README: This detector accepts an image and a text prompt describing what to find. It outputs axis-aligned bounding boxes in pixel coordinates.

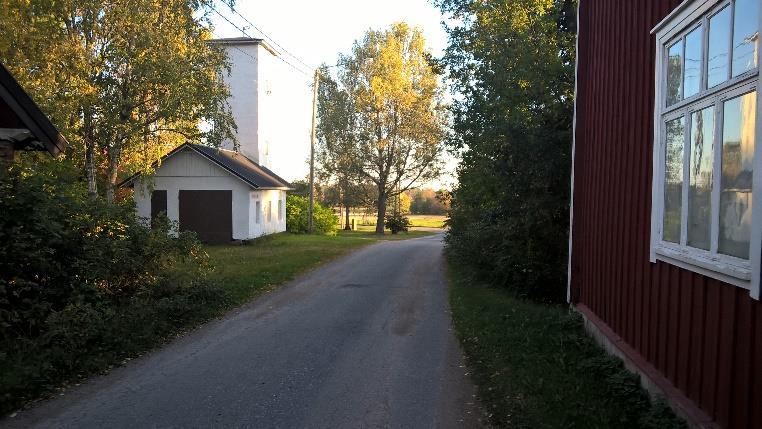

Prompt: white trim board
[567,0,581,304]
[650,0,762,299]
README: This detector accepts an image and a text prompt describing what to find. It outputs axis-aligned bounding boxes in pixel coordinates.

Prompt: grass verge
[447,263,686,429]
[2,230,431,416]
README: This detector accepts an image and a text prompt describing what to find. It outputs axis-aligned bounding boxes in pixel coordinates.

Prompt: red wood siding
[570,1,762,428]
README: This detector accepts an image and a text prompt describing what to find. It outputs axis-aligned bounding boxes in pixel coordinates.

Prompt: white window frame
[651,0,762,299]
[255,200,261,224]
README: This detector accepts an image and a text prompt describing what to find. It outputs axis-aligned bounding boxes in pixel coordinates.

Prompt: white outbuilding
[120,37,293,243]
[122,143,290,243]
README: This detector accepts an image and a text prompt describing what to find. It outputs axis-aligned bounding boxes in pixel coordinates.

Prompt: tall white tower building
[210,37,279,169]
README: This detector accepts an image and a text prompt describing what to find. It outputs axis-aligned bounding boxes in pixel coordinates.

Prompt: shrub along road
[4,232,484,428]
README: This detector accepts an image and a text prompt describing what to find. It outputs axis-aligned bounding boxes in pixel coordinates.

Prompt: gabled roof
[119,143,292,190]
[0,62,67,155]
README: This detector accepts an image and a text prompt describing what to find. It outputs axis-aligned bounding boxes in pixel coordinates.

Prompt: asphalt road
[4,232,484,429]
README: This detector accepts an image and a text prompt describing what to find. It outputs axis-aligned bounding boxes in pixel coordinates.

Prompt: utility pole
[308,69,319,233]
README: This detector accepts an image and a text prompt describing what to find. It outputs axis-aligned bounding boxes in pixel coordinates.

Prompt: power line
[208,3,310,77]
[223,3,314,72]
[203,0,312,79]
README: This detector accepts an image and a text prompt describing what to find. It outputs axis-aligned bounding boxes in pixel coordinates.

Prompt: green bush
[0,158,225,413]
[438,0,575,303]
[384,213,410,234]
[286,194,338,234]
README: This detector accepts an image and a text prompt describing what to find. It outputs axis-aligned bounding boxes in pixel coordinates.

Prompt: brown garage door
[178,190,232,244]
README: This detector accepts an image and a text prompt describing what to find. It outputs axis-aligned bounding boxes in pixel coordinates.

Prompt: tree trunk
[105,147,121,202]
[85,143,97,198]
[83,109,97,198]
[344,205,351,230]
[375,192,386,234]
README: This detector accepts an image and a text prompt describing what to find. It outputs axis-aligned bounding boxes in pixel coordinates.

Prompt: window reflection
[664,117,685,243]
[719,91,756,259]
[687,107,714,250]
[732,0,760,77]
[667,41,683,106]
[707,6,731,88]
[684,26,703,98]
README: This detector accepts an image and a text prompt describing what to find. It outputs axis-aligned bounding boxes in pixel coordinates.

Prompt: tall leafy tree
[320,23,447,233]
[316,64,370,230]
[436,0,576,301]
[0,0,236,200]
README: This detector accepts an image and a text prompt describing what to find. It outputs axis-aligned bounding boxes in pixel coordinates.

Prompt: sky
[209,0,457,190]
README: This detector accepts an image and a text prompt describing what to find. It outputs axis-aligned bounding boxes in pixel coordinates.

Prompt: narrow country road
[4,232,484,429]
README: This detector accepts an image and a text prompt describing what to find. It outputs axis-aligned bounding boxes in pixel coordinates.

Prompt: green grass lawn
[205,230,433,305]
[448,264,686,429]
[343,214,447,229]
[407,214,447,228]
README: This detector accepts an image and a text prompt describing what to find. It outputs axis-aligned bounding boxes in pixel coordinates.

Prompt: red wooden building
[568,1,761,428]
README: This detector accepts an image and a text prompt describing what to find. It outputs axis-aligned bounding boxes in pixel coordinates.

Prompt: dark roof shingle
[119,143,292,190]
[190,144,291,189]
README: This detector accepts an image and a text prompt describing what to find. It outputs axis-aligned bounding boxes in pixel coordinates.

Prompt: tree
[408,188,448,215]
[0,0,236,200]
[321,23,447,234]
[315,65,372,230]
[288,179,310,197]
[436,0,576,302]
[435,189,452,212]
[320,181,375,230]
[387,190,411,215]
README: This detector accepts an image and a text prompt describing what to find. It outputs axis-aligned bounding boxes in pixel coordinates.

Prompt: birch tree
[0,0,236,200]
[327,23,447,233]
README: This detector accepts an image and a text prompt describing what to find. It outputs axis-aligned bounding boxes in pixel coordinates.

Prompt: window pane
[688,107,714,250]
[719,91,756,258]
[707,6,731,88]
[667,41,683,106]
[732,0,760,77]
[684,26,703,98]
[664,117,685,243]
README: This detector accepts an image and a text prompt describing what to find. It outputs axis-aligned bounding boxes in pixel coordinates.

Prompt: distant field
[407,215,447,228]
[342,213,447,229]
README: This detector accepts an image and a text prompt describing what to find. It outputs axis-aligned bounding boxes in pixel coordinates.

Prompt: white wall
[218,41,278,169]
[255,43,275,169]
[134,148,252,240]
[248,189,287,237]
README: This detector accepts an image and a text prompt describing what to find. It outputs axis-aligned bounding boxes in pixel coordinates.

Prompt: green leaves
[0,158,221,413]
[286,195,338,235]
[0,0,236,198]
[384,213,411,234]
[438,0,576,302]
[317,23,448,229]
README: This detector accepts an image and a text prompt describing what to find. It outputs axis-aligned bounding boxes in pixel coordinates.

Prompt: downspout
[567,0,581,304]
